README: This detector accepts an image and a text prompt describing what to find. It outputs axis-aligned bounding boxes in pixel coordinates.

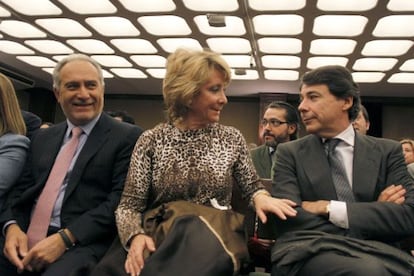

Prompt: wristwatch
[325,202,331,216]
[58,229,75,251]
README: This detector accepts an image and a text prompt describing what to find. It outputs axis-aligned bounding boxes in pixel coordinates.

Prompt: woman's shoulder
[0,133,30,148]
[141,122,170,137]
[213,124,243,136]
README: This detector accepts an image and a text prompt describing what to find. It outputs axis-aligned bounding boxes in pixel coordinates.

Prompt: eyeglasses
[261,119,288,127]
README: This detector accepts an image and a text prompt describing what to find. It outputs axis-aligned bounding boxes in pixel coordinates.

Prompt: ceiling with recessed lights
[1,0,414,98]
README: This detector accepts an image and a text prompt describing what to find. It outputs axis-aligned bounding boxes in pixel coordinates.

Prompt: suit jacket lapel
[63,114,112,201]
[21,123,67,204]
[259,146,272,178]
[352,133,381,201]
[299,135,337,199]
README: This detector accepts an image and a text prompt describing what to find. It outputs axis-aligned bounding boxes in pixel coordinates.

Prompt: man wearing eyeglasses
[248,101,300,272]
[251,101,300,179]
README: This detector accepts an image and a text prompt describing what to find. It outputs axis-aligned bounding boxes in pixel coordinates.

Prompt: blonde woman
[92,48,297,276]
[0,73,29,209]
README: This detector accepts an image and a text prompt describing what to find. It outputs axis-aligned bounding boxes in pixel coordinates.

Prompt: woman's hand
[125,234,156,276]
[377,184,405,204]
[254,193,297,223]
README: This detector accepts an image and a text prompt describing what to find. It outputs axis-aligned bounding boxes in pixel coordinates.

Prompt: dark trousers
[0,227,98,276]
[272,251,394,276]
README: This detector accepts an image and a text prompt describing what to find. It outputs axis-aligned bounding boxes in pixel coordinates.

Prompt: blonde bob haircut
[162,48,231,124]
[0,73,26,136]
[400,139,414,151]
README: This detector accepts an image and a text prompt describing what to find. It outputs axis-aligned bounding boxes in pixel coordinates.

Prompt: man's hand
[377,184,406,204]
[22,233,66,272]
[3,224,28,273]
[125,234,156,276]
[302,200,330,216]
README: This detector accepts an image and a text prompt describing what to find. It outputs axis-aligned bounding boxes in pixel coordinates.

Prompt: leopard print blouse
[116,122,263,246]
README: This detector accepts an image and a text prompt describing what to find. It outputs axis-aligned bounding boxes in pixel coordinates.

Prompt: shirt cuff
[328,200,349,229]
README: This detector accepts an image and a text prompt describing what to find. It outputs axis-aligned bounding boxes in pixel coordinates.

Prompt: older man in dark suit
[0,54,143,275]
[271,65,414,275]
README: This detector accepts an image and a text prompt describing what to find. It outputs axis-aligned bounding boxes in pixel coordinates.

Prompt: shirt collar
[320,124,355,147]
[333,124,355,147]
[65,113,101,138]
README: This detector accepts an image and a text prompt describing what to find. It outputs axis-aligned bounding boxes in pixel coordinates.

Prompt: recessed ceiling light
[0,40,35,54]
[118,0,176,12]
[183,0,238,12]
[362,40,413,56]
[310,39,357,55]
[138,15,191,36]
[221,55,252,68]
[373,15,414,37]
[317,0,377,11]
[264,70,299,81]
[262,55,301,69]
[130,55,166,67]
[313,15,368,36]
[352,72,385,83]
[353,58,397,71]
[388,73,414,83]
[110,39,157,54]
[207,38,251,53]
[102,69,114,78]
[91,55,132,67]
[67,39,114,54]
[253,14,304,35]
[146,68,166,79]
[25,40,74,54]
[1,0,61,15]
[258,38,302,54]
[249,0,305,11]
[400,59,414,71]
[35,18,92,37]
[387,0,414,11]
[307,56,348,69]
[111,68,147,78]
[0,6,11,16]
[42,68,54,75]
[17,56,56,67]
[1,20,46,38]
[58,0,117,14]
[157,38,202,53]
[86,17,140,36]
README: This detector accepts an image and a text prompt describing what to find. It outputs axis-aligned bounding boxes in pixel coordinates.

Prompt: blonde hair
[0,73,26,136]
[162,48,231,124]
[400,139,414,150]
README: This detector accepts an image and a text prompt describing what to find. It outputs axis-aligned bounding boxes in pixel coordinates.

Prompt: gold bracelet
[325,202,331,216]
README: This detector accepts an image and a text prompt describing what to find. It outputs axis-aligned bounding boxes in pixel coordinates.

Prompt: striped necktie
[325,138,355,202]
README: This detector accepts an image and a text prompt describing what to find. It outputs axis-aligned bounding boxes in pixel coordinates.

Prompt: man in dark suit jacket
[21,110,41,140]
[250,101,300,179]
[0,54,143,275]
[248,102,300,272]
[271,65,414,275]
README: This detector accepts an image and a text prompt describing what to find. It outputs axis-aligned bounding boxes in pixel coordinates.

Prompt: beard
[263,131,289,148]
